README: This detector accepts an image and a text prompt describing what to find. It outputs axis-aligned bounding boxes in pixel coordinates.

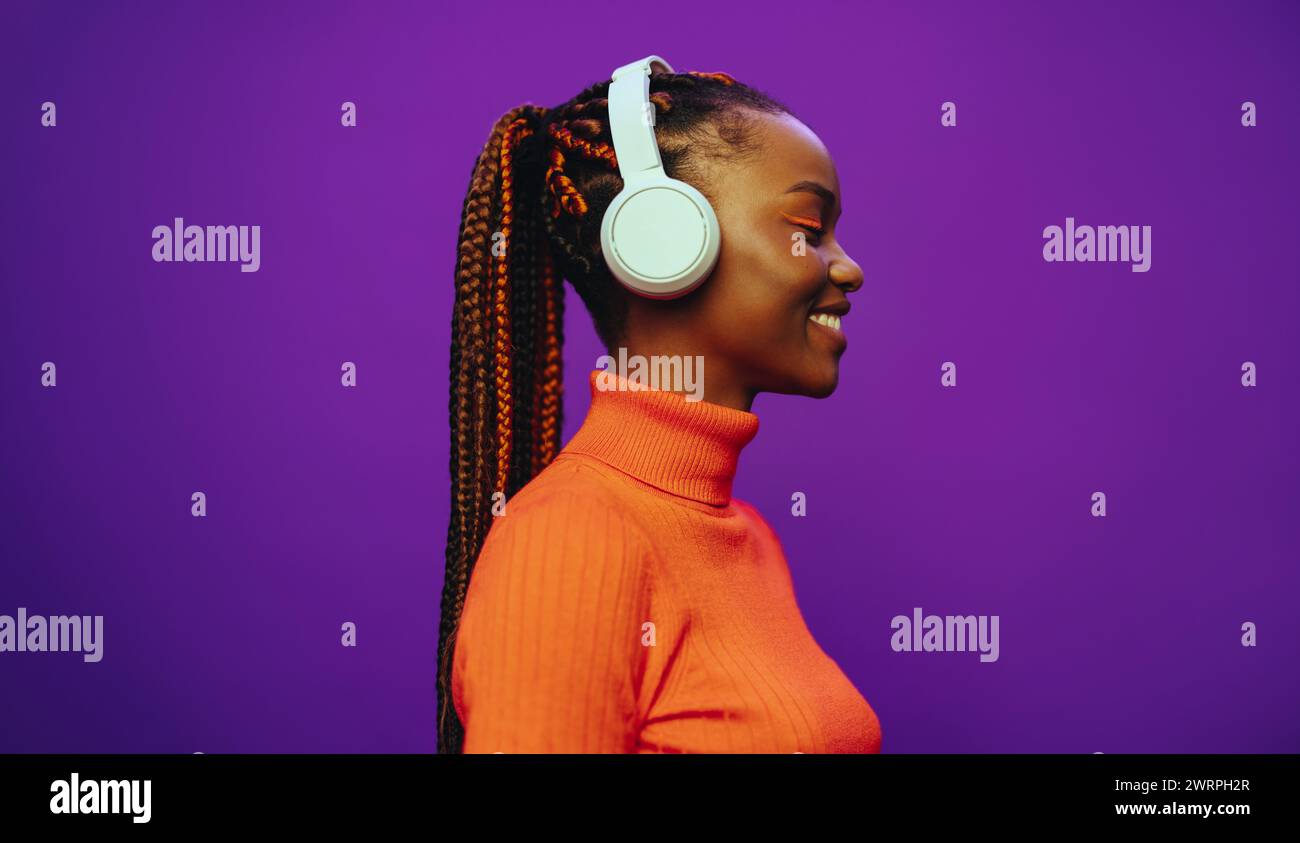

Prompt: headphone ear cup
[601,177,721,299]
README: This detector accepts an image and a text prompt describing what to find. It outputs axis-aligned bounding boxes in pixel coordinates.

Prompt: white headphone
[600,55,722,299]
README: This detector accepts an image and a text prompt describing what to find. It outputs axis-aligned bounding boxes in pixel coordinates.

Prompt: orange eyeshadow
[780,211,823,229]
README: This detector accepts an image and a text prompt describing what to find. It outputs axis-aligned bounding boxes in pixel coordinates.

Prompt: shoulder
[729,496,796,588]
[487,454,652,541]
[471,455,657,586]
[730,496,779,540]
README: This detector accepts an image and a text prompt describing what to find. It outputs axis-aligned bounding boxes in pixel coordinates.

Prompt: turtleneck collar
[560,369,760,507]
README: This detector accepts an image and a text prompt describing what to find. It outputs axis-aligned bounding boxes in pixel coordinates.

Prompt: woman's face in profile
[679,110,865,402]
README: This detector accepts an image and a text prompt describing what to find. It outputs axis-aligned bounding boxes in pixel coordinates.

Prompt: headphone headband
[607,56,673,182]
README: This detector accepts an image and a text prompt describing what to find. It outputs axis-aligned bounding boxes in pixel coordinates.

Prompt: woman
[438,58,876,753]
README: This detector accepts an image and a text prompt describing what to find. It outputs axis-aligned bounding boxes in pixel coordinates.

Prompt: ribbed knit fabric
[451,369,883,753]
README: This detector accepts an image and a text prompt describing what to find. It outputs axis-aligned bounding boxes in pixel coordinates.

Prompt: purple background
[2,0,1296,753]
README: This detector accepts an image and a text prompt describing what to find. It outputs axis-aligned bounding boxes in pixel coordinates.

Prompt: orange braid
[686,70,736,84]
[548,122,618,169]
[544,146,589,218]
[493,117,533,491]
[537,247,563,468]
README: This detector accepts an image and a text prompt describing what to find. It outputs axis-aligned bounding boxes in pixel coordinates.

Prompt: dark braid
[438,67,791,753]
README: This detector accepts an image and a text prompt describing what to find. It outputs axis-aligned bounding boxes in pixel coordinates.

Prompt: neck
[608,342,756,412]
[564,369,761,506]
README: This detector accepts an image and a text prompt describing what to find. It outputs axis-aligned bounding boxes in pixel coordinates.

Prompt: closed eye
[781,212,824,241]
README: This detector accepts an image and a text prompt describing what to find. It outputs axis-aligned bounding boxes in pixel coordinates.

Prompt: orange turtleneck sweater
[451,370,882,753]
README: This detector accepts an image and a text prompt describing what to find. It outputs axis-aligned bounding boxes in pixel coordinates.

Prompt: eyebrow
[785,180,840,215]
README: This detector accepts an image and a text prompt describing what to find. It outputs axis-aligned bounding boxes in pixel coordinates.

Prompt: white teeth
[808,313,842,332]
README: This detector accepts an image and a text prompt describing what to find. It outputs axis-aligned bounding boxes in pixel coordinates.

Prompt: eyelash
[782,213,824,242]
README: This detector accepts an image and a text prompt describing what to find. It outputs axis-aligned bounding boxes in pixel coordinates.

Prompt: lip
[809,301,851,317]
[807,313,848,351]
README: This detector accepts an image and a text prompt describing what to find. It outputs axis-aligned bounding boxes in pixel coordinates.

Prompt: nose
[829,247,864,294]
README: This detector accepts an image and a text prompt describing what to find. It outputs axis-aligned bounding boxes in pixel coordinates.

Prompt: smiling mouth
[808,312,843,333]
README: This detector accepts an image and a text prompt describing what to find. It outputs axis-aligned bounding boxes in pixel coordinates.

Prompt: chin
[797,364,840,399]
[757,355,842,400]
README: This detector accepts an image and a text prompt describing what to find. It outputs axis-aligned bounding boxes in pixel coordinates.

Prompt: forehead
[731,110,837,198]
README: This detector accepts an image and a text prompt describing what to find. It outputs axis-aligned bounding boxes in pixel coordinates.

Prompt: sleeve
[451,490,655,753]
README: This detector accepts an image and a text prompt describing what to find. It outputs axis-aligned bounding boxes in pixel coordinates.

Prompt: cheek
[719,224,825,326]
[753,249,827,353]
